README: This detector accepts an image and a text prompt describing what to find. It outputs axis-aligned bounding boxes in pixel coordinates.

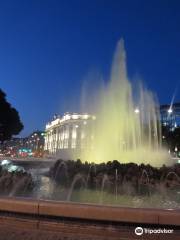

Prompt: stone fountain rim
[0,197,179,226]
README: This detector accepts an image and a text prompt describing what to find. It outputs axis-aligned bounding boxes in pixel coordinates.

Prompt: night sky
[0,0,180,136]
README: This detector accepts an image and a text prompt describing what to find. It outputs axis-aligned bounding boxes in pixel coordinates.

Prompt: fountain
[115,169,118,200]
[100,174,111,204]
[9,175,32,197]
[0,164,34,197]
[86,163,96,185]
[81,39,169,166]
[0,39,179,210]
[67,174,87,201]
[53,160,68,182]
[165,171,180,182]
[138,169,151,196]
[0,41,179,239]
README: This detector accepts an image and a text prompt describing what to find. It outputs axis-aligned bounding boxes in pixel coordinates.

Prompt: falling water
[100,174,111,204]
[67,174,87,201]
[86,163,96,184]
[139,169,150,185]
[81,39,169,166]
[115,169,118,200]
[165,171,180,183]
[138,169,151,195]
[54,161,68,181]
[9,176,32,197]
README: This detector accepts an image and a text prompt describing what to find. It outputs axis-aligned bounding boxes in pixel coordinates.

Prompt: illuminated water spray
[81,39,169,166]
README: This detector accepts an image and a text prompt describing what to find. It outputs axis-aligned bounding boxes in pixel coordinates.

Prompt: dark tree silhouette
[0,89,23,142]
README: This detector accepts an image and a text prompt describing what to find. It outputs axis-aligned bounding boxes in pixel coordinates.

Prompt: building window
[64,125,69,149]
[71,125,77,148]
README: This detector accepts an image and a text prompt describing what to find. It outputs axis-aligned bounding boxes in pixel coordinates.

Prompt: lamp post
[175,146,178,157]
[168,108,173,129]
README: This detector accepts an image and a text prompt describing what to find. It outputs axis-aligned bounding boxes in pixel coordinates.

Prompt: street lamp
[175,146,178,157]
[134,108,140,114]
[168,108,173,114]
[167,108,173,129]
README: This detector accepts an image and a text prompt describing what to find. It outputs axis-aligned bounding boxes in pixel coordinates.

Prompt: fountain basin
[0,197,179,226]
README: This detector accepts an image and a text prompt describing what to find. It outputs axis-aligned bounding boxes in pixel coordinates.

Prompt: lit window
[64,114,71,120]
[71,125,77,148]
[72,114,79,119]
[64,126,69,149]
[83,114,89,119]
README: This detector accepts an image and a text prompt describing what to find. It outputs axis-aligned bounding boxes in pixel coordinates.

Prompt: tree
[0,89,23,142]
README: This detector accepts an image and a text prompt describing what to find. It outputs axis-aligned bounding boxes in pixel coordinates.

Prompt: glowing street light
[175,146,178,158]
[168,108,173,114]
[134,108,140,114]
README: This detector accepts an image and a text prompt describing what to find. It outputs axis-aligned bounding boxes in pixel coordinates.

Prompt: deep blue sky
[0,0,180,136]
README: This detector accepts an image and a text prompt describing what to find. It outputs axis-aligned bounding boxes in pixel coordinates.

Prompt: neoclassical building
[44,113,95,159]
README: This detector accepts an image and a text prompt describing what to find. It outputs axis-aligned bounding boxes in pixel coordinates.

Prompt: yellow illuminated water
[81,39,169,166]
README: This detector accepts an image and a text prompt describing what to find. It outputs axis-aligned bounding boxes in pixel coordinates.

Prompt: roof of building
[160,102,180,110]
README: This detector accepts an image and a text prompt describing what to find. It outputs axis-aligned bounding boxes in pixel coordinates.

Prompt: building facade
[160,103,180,130]
[45,103,180,159]
[44,113,95,159]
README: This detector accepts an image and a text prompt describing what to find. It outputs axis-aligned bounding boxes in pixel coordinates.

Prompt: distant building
[25,131,45,152]
[45,104,180,158]
[44,113,95,159]
[1,137,27,156]
[160,103,180,130]
[0,131,45,157]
